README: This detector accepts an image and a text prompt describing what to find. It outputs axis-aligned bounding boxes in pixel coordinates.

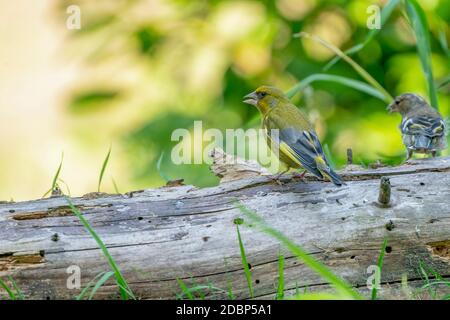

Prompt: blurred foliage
[56,0,449,189]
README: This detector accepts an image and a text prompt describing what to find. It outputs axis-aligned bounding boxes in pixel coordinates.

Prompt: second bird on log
[243,86,344,186]
[387,93,447,160]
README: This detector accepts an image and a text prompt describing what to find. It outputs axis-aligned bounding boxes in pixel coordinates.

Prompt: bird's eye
[259,92,267,98]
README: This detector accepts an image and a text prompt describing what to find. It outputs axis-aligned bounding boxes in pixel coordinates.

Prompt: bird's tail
[315,156,345,186]
[321,168,345,186]
[414,135,432,150]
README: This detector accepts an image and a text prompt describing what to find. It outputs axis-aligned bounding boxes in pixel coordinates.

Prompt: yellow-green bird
[243,85,344,186]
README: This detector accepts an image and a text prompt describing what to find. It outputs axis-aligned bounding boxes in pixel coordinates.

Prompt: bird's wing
[401,116,446,137]
[281,128,327,178]
[265,113,326,178]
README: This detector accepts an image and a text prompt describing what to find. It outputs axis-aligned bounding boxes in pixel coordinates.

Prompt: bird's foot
[292,170,307,183]
[270,170,289,186]
[403,150,414,164]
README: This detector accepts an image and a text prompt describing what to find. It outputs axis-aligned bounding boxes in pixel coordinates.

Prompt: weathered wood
[1,153,450,300]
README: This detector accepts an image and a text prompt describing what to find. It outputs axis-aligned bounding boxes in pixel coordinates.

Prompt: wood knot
[376,177,392,208]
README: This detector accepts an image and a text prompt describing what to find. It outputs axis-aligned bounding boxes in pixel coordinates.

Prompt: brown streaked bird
[243,85,344,186]
[387,93,447,160]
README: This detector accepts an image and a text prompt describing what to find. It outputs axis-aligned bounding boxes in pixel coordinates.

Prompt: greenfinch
[243,85,344,186]
[387,93,447,160]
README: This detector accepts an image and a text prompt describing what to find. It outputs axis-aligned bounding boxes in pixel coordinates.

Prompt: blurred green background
[0,0,448,200]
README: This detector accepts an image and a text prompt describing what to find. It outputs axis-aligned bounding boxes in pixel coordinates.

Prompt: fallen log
[1,149,449,300]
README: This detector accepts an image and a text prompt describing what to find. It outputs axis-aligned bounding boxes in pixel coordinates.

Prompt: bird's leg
[431,150,437,158]
[292,170,307,182]
[271,168,290,185]
[405,149,414,163]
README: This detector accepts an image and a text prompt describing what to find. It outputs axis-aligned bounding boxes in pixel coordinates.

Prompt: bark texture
[1,150,450,300]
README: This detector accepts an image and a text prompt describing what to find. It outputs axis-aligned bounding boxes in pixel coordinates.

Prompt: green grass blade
[88,271,115,300]
[324,0,401,70]
[0,278,17,300]
[286,74,387,101]
[189,279,206,300]
[66,197,132,300]
[156,151,170,182]
[421,281,450,289]
[295,32,393,103]
[236,202,363,300]
[294,282,300,295]
[235,223,254,298]
[276,252,285,300]
[421,262,447,284]
[401,273,415,298]
[42,152,64,198]
[405,0,438,109]
[58,178,71,196]
[418,260,435,299]
[176,278,194,300]
[437,75,450,90]
[52,152,64,191]
[438,29,449,57]
[223,259,235,300]
[371,238,388,300]
[116,283,136,300]
[111,177,120,194]
[76,271,108,300]
[227,282,235,300]
[8,276,24,300]
[98,145,112,192]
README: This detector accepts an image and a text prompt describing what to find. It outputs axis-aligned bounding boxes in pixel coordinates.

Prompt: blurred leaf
[135,27,162,54]
[76,16,117,35]
[324,0,401,71]
[405,0,439,109]
[438,28,449,57]
[70,90,119,113]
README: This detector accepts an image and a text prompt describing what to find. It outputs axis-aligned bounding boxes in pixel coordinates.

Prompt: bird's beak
[243,91,258,106]
[387,101,397,113]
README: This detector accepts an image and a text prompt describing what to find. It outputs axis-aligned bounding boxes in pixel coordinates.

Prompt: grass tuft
[66,197,134,300]
[176,278,194,300]
[235,201,363,300]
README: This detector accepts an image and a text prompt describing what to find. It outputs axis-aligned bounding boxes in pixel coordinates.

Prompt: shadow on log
[1,149,450,299]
